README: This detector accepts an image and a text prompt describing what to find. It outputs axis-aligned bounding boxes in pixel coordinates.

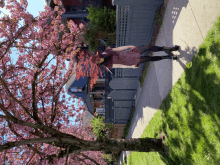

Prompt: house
[44,0,115,54]
[44,0,116,117]
[65,60,107,118]
[44,0,163,139]
[43,0,115,26]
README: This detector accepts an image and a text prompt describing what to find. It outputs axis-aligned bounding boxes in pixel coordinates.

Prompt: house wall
[92,86,105,110]
[62,0,112,10]
[84,0,98,8]
[62,0,164,126]
[62,0,113,7]
[106,0,163,124]
[62,0,83,6]
[94,102,104,108]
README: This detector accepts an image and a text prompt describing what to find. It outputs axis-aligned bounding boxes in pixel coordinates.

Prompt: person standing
[90,44,180,69]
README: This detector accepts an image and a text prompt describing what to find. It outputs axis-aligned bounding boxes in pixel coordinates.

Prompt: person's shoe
[172,55,178,60]
[173,45,180,51]
[167,53,178,60]
[162,46,173,54]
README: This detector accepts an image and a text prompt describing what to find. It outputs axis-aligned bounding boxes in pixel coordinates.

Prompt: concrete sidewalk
[119,0,220,164]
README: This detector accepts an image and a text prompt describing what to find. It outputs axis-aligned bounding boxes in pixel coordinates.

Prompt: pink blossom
[0,0,108,164]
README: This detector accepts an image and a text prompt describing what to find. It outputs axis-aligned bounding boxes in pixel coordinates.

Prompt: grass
[155,5,164,26]
[139,62,149,87]
[139,53,152,87]
[123,106,136,138]
[123,15,220,165]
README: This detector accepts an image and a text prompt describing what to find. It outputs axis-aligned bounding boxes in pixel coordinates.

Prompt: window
[71,88,82,92]
[96,108,105,113]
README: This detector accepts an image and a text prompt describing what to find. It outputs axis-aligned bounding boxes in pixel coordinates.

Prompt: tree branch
[0,22,30,61]
[31,52,50,124]
[73,154,89,165]
[40,98,47,125]
[11,45,48,51]
[0,114,79,141]
[26,153,36,165]
[80,152,100,165]
[7,119,45,158]
[51,68,75,125]
[65,146,70,165]
[0,137,59,152]
[0,76,33,118]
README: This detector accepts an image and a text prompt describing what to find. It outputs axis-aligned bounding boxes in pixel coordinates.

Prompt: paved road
[118,0,220,164]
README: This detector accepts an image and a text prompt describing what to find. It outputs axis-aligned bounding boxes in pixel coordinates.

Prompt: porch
[106,0,164,124]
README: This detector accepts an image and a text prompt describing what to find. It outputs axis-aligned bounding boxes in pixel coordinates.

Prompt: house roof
[65,61,94,115]
[82,103,94,126]
[81,103,95,138]
[65,62,77,91]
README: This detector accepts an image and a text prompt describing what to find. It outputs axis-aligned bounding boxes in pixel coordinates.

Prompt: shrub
[90,114,113,140]
[80,4,116,52]
[81,22,109,52]
[86,4,116,33]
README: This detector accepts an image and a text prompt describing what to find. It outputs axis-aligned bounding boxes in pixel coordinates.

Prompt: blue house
[45,0,164,127]
[65,59,141,125]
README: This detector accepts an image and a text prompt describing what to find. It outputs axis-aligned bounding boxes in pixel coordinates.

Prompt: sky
[0,0,84,128]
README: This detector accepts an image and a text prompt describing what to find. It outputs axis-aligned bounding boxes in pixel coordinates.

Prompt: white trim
[96,78,105,82]
[112,64,137,68]
[96,108,105,113]
[65,62,78,91]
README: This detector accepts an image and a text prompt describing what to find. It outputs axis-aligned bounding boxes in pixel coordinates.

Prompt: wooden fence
[108,124,126,139]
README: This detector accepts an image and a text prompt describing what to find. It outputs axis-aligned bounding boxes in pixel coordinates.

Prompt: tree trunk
[0,136,164,154]
[82,138,164,153]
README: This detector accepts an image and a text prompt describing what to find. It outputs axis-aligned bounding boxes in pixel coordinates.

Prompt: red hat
[90,50,101,65]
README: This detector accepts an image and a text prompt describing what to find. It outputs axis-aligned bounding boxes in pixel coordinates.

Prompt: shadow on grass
[158,18,220,164]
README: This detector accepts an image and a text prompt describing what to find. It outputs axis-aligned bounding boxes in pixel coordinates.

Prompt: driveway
[118,0,220,164]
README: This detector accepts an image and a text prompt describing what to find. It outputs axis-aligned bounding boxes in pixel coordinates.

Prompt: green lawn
[123,16,220,165]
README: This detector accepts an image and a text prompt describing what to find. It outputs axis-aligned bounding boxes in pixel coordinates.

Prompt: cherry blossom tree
[0,0,166,164]
[75,49,104,90]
